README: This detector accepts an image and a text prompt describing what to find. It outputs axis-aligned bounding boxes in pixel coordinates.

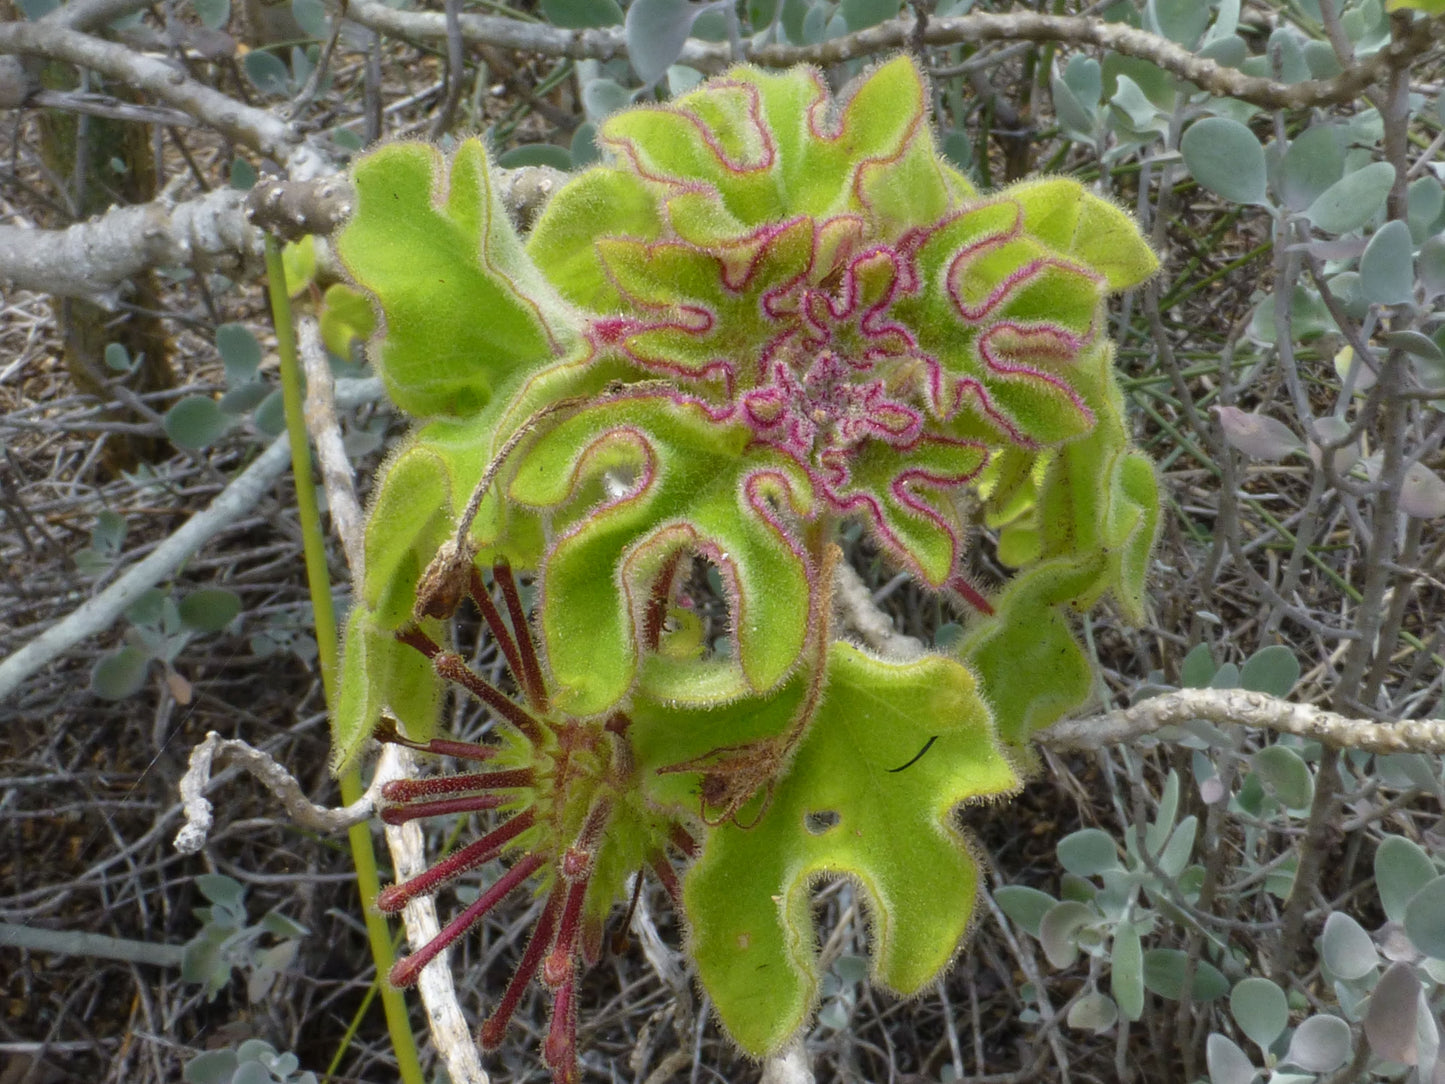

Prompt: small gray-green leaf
[1364,961,1421,1064]
[839,0,897,31]
[1206,1033,1260,1084]
[1285,1014,1352,1073]
[1251,745,1313,809]
[542,0,624,27]
[1321,911,1378,981]
[626,0,709,85]
[1376,835,1437,925]
[291,0,327,37]
[243,49,291,96]
[253,387,286,436]
[1230,977,1288,1051]
[1360,220,1415,306]
[165,396,230,450]
[1214,406,1302,461]
[1307,161,1395,235]
[1404,874,1445,960]
[994,886,1058,938]
[1143,949,1229,1001]
[192,0,229,30]
[1182,117,1267,206]
[1240,644,1300,697]
[91,645,151,700]
[1067,991,1118,1032]
[217,322,262,384]
[496,144,572,171]
[1181,642,1216,688]
[1039,900,1096,969]
[1279,124,1344,211]
[1111,920,1144,1021]
[178,588,243,633]
[184,1050,238,1084]
[1058,828,1121,877]
[1399,463,1445,520]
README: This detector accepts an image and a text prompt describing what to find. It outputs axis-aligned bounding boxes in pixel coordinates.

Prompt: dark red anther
[377,810,535,913]
[387,851,544,987]
[479,884,564,1050]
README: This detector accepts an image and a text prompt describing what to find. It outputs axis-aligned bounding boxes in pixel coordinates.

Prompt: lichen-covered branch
[1038,688,1445,755]
[344,0,1442,110]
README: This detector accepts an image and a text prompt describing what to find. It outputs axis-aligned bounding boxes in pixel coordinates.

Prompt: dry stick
[297,316,365,577]
[344,0,1441,109]
[294,342,491,1083]
[0,21,319,171]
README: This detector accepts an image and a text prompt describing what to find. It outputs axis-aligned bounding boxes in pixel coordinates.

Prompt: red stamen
[432,651,544,743]
[495,561,548,711]
[380,793,511,825]
[668,823,699,858]
[395,625,442,658]
[479,884,564,1050]
[469,567,531,703]
[381,769,533,803]
[543,875,590,988]
[648,851,683,909]
[542,970,580,1084]
[388,852,544,987]
[947,574,995,617]
[377,810,535,913]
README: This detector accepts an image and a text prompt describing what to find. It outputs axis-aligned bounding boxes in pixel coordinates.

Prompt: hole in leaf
[804,810,840,835]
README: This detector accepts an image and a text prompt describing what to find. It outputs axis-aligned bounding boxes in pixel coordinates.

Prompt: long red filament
[388,852,545,987]
[468,567,530,702]
[542,970,579,1084]
[373,717,500,762]
[495,561,548,711]
[647,851,683,909]
[948,573,996,617]
[479,884,564,1050]
[377,810,535,913]
[543,875,591,988]
[380,793,511,825]
[381,769,534,803]
[433,652,544,743]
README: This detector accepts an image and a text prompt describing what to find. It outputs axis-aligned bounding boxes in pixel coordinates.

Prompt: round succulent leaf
[1360,219,1416,306]
[508,394,815,716]
[682,642,1019,1056]
[1279,124,1345,211]
[165,396,230,451]
[1067,991,1118,1033]
[1420,235,1445,298]
[1142,948,1229,1001]
[243,49,290,96]
[839,0,896,30]
[338,139,580,418]
[1230,976,1289,1051]
[1039,900,1097,970]
[1404,874,1445,960]
[541,0,623,27]
[1214,406,1303,461]
[1306,161,1395,235]
[91,644,152,700]
[993,885,1058,939]
[1181,117,1268,206]
[178,588,243,633]
[625,0,714,86]
[1398,462,1445,519]
[1181,642,1217,688]
[1321,911,1379,981]
[1111,919,1145,1021]
[1284,1014,1352,1074]
[217,322,262,384]
[496,143,573,171]
[184,1050,238,1084]
[1239,644,1300,697]
[1057,828,1120,877]
[1206,1034,1260,1084]
[1376,835,1438,925]
[1250,744,1313,809]
[1364,960,1423,1064]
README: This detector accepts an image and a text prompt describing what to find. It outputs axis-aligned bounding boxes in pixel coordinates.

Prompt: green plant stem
[264,236,426,1084]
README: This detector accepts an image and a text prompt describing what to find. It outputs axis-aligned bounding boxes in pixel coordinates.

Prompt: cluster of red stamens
[372,561,697,1083]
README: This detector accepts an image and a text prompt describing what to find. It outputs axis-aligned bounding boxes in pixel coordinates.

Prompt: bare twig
[1038,688,1445,755]
[297,317,366,578]
[0,379,381,703]
[173,731,380,854]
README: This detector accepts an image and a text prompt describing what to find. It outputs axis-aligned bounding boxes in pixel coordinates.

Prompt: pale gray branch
[0,378,381,703]
[1038,688,1445,755]
[0,21,321,170]
[345,1,1442,110]
[0,922,186,968]
[0,186,261,307]
[174,730,380,854]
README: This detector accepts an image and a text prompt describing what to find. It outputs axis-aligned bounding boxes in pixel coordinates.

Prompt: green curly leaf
[337,138,582,417]
[676,642,1019,1055]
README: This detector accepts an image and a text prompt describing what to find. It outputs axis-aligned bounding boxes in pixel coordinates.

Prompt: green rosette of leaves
[330,53,1162,1071]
